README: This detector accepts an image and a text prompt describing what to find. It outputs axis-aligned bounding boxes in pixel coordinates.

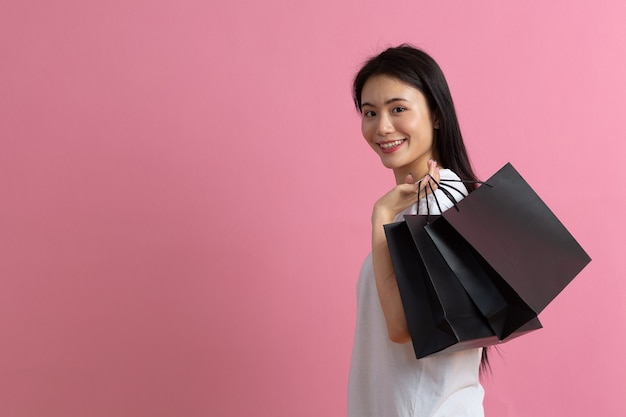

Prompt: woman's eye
[392,106,407,113]
[363,110,376,117]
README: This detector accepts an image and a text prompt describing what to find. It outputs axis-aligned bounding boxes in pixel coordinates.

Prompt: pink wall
[1,0,624,416]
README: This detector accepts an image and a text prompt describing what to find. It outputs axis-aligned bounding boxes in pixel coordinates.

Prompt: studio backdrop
[1,0,625,416]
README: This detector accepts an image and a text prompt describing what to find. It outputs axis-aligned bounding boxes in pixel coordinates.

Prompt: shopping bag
[424,216,539,340]
[384,162,589,358]
[385,214,542,359]
[434,163,591,339]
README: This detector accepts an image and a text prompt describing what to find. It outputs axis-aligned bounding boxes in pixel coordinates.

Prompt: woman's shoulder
[439,168,462,181]
[438,168,468,196]
[417,168,468,215]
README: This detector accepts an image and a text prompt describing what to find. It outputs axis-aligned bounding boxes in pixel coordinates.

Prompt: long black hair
[353,44,490,372]
[352,44,480,192]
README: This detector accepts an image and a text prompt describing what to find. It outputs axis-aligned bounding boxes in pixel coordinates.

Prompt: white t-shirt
[347,169,484,417]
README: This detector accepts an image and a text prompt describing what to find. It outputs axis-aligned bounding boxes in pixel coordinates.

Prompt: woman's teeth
[380,140,404,149]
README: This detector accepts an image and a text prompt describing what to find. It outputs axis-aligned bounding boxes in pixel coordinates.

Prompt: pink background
[1,0,625,416]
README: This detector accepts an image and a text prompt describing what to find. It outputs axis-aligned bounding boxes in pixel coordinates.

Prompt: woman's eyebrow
[361,97,408,108]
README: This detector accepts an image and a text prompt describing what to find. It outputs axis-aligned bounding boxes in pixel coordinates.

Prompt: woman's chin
[379,157,404,170]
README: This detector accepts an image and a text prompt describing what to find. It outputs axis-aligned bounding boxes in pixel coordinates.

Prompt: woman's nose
[376,114,394,136]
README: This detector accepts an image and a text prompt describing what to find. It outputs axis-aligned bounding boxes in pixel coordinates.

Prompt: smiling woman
[360,75,438,184]
[347,45,485,417]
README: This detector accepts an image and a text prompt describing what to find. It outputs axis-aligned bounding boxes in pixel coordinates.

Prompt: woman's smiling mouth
[379,139,406,153]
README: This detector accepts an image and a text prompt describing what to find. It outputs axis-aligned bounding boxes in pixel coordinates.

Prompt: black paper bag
[424,216,538,340]
[384,162,589,358]
[435,163,591,338]
[384,215,542,359]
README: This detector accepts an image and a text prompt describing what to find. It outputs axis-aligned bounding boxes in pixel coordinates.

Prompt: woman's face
[360,74,437,180]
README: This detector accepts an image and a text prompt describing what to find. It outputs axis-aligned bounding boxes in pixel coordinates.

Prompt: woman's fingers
[416,159,440,196]
[373,160,443,221]
[428,159,440,182]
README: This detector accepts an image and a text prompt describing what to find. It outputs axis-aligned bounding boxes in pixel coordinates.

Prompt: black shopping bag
[424,216,538,340]
[384,215,541,359]
[434,163,592,339]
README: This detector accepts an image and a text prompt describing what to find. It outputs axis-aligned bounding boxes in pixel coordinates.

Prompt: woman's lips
[378,139,406,153]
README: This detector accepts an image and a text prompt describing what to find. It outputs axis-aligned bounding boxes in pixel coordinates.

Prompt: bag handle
[417,177,492,222]
[417,179,442,223]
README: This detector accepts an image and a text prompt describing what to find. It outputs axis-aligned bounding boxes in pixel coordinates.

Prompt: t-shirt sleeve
[417,169,469,215]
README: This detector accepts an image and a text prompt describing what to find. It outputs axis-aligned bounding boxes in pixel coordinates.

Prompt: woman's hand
[371,175,419,225]
[372,159,440,225]
[416,158,441,201]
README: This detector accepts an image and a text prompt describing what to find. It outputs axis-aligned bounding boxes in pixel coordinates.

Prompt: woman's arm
[371,203,412,343]
[371,163,440,343]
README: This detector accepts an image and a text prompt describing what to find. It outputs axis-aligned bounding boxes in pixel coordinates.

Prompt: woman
[347,45,486,417]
